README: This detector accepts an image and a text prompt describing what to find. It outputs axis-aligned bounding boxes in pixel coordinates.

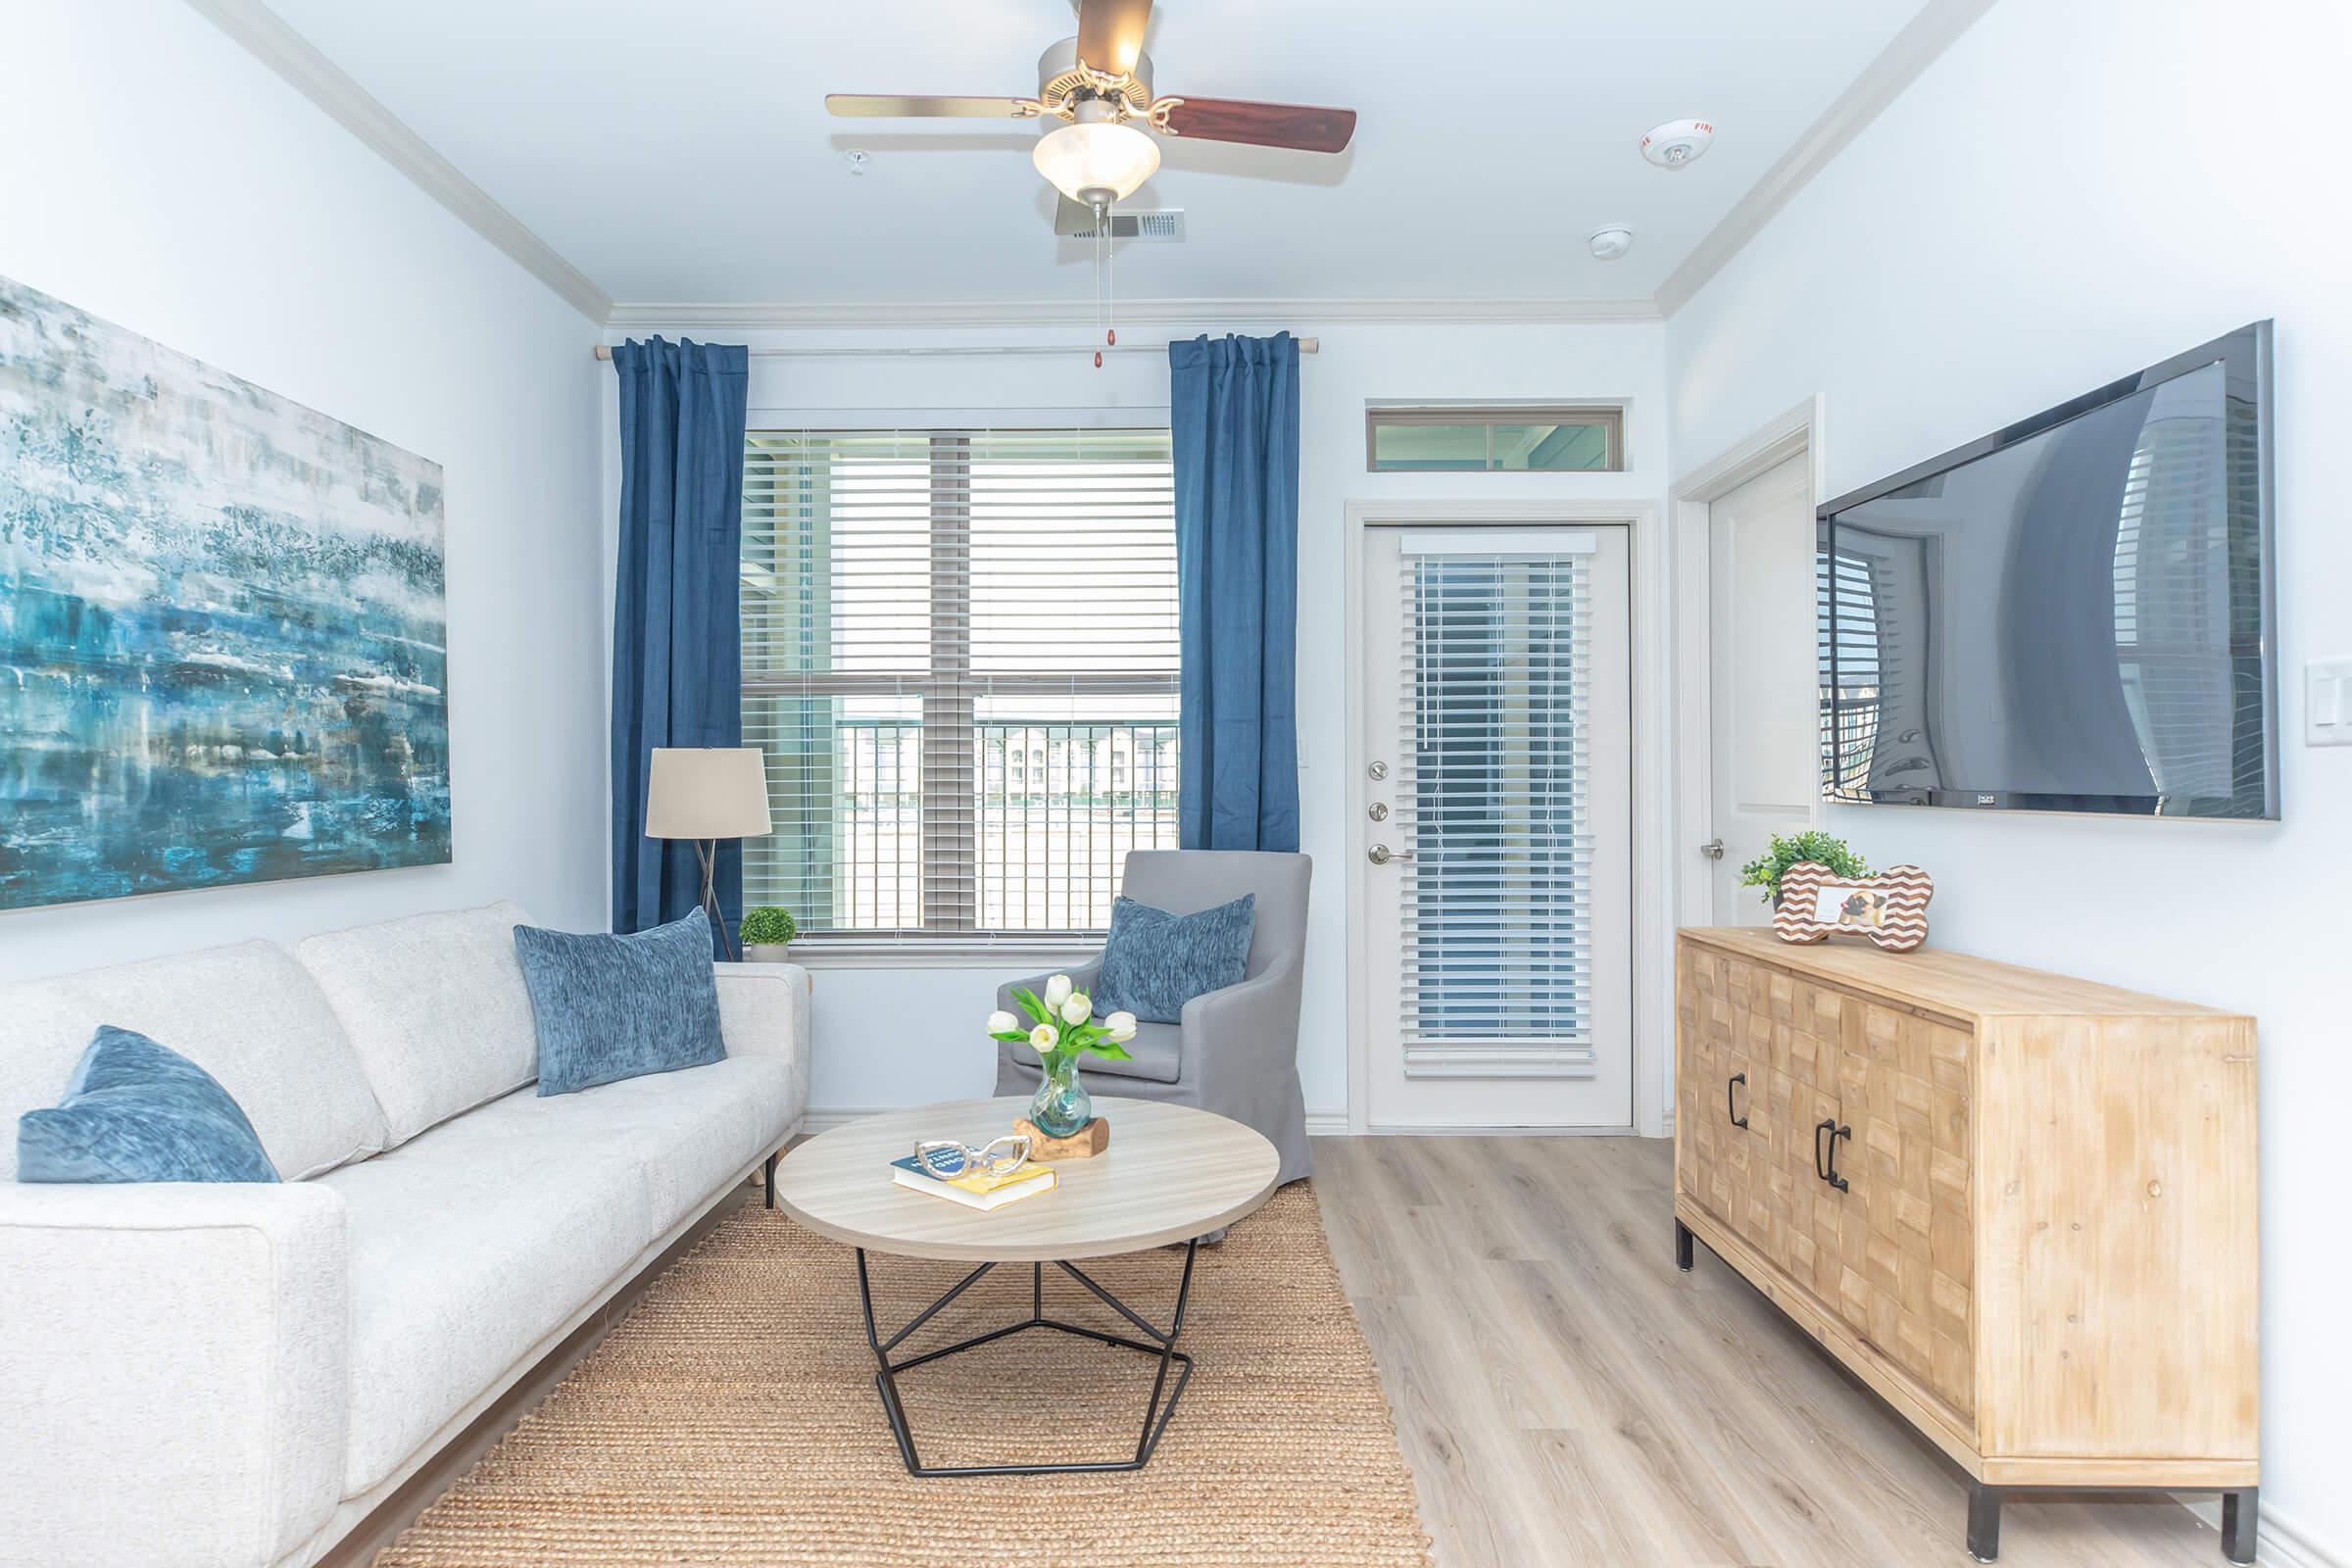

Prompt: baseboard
[2174,1494,2341,1568]
[806,1105,1353,1137]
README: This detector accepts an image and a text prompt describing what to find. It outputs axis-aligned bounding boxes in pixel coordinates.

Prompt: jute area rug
[379,1183,1432,1567]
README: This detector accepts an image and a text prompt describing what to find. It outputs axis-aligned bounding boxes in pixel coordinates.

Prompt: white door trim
[1665,398,1825,1136]
[1343,498,1669,1138]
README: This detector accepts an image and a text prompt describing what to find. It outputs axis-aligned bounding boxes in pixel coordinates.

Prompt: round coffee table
[773,1095,1280,1477]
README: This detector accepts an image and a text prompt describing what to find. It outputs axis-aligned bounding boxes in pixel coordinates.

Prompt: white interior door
[1706,455,1817,925]
[1359,524,1633,1130]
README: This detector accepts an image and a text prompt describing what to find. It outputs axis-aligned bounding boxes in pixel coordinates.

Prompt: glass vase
[1029,1054,1094,1139]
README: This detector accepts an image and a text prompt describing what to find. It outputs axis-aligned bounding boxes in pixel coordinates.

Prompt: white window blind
[740,428,1179,944]
[1395,548,1595,1079]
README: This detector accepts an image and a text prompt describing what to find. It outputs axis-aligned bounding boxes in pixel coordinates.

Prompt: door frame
[1666,398,1826,1135]
[1343,499,1668,1137]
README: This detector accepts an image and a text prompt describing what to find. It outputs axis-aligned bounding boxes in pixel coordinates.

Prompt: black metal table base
[855,1240,1200,1477]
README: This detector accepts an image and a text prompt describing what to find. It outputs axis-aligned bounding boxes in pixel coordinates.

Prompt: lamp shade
[644,748,771,840]
[1031,121,1160,204]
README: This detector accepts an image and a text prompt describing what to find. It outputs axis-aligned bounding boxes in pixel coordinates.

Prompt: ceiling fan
[826,0,1358,235]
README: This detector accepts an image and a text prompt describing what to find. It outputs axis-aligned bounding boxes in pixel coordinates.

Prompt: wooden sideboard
[1673,927,2259,1564]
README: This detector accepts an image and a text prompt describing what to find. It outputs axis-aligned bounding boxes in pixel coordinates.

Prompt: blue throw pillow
[514,909,727,1097]
[1091,894,1256,1025]
[18,1026,279,1184]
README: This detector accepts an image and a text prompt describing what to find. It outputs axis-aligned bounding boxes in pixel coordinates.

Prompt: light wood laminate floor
[1311,1135,2254,1568]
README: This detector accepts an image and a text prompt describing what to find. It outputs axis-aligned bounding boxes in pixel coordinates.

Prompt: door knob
[1700,838,1726,860]
[1367,843,1412,865]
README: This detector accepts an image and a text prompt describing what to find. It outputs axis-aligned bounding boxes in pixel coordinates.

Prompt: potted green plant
[1738,831,1870,908]
[740,906,797,962]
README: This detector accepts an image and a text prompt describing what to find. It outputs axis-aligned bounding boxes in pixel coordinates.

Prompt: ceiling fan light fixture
[1032,121,1160,205]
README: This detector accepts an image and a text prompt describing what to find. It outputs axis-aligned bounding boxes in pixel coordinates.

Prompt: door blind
[1394,545,1596,1078]
[740,428,1180,941]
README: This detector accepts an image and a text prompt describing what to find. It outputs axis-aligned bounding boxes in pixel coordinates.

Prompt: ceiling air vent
[1066,210,1185,242]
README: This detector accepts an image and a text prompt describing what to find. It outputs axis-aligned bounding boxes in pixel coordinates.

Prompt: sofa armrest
[1179,956,1306,1075]
[715,961,811,1133]
[0,1181,349,1568]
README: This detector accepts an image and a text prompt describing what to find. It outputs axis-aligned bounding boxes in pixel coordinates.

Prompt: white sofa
[0,902,808,1568]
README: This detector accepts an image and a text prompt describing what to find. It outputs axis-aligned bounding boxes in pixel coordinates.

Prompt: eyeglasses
[912,1134,1031,1180]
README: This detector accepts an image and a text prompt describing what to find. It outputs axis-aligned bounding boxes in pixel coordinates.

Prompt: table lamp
[644,747,772,960]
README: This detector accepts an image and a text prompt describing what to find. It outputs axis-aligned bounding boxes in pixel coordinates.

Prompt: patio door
[1358,524,1634,1130]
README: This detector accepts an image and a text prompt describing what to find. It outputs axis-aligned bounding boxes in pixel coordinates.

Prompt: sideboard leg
[2221,1488,2257,1564]
[1674,1219,1695,1272]
[1967,1483,2001,1563]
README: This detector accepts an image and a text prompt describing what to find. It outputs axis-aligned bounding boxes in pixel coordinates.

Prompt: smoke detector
[1641,120,1714,170]
[1589,224,1634,261]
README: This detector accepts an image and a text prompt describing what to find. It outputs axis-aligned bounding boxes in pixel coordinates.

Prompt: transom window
[1366,405,1624,472]
[739,429,1179,944]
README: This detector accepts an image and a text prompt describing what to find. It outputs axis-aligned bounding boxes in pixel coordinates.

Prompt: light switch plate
[2307,659,2352,746]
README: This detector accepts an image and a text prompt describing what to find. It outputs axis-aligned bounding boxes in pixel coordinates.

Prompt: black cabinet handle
[1727,1072,1748,1129]
[1814,1117,1851,1192]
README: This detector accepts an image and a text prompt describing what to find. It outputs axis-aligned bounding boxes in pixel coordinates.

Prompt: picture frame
[1772,861,1934,953]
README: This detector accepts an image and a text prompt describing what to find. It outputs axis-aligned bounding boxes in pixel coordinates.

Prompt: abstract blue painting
[1,276,450,911]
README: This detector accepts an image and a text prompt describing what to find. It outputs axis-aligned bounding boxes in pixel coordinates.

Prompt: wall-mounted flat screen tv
[1817,321,2277,819]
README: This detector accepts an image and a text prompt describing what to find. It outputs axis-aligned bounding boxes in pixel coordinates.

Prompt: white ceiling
[261,0,1933,309]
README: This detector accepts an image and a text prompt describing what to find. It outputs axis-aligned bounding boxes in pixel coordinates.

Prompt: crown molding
[604,296,1662,333]
[1655,0,1998,318]
[184,0,613,324]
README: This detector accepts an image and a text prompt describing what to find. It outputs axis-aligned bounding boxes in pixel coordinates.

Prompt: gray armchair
[996,850,1312,1185]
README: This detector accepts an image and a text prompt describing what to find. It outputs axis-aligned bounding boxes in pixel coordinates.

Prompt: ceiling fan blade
[1075,0,1152,78]
[1161,97,1356,154]
[825,94,1034,119]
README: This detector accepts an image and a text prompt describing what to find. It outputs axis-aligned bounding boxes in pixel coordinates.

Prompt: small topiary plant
[740,906,797,947]
[1738,831,1870,906]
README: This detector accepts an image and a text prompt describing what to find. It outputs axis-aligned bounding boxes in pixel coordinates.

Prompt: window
[1366,406,1623,472]
[740,429,1180,945]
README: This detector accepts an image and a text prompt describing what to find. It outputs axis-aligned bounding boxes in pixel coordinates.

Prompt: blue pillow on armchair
[17,1025,279,1184]
[514,909,727,1096]
[1091,893,1256,1025]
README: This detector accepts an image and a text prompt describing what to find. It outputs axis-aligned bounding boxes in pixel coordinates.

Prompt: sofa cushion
[514,910,726,1096]
[18,1026,279,1183]
[999,1020,1182,1086]
[0,943,388,1183]
[1092,893,1256,1024]
[318,1098,659,1494]
[319,1057,791,1493]
[456,1054,794,1234]
[292,902,542,1147]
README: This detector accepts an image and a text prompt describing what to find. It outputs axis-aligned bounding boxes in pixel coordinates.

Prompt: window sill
[785,939,1103,971]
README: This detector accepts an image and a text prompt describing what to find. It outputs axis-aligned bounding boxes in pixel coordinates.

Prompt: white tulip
[985,1009,1019,1035]
[1028,1022,1059,1054]
[1103,1009,1138,1043]
[1043,973,1075,1008]
[1059,992,1093,1026]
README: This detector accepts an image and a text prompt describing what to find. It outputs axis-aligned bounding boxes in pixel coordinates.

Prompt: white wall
[1664,0,2351,1555]
[602,318,1669,1115]
[0,2,609,982]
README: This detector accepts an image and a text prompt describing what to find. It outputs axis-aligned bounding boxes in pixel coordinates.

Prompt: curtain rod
[591,337,1317,362]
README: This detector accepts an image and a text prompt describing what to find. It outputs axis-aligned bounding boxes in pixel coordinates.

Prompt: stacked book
[890,1154,1057,1211]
